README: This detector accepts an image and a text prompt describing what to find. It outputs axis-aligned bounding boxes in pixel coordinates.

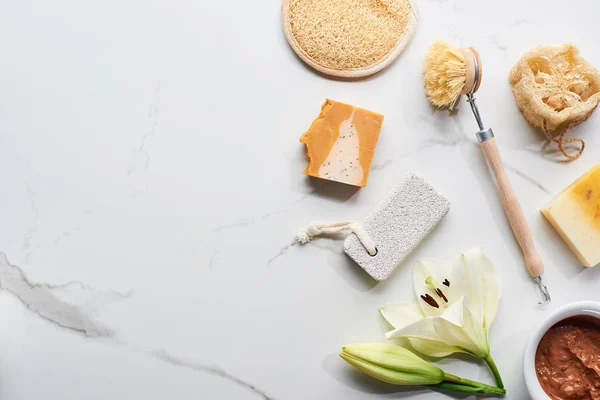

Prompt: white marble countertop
[1,0,599,399]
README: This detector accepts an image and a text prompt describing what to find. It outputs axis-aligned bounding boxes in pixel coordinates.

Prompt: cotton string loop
[296,221,377,256]
[542,126,585,161]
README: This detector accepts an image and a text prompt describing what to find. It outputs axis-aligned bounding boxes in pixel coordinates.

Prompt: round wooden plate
[281,0,418,79]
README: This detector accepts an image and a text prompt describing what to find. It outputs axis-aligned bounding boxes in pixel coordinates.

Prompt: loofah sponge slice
[510,44,600,160]
[282,0,418,78]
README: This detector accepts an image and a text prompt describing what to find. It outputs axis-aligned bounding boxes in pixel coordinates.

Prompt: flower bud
[340,343,445,385]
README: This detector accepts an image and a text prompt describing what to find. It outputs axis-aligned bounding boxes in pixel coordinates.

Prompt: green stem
[484,354,504,389]
[432,382,481,393]
[442,374,506,395]
[432,382,499,394]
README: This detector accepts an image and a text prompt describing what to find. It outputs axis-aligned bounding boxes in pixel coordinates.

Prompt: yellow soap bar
[300,99,383,187]
[541,165,600,267]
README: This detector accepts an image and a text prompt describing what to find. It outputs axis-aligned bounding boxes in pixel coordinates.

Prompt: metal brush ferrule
[476,128,494,142]
[464,52,494,143]
[466,93,494,142]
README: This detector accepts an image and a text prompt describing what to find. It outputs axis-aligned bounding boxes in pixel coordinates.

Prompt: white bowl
[524,301,600,400]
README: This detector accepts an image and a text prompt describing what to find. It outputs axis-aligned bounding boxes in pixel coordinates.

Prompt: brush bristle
[423,41,467,107]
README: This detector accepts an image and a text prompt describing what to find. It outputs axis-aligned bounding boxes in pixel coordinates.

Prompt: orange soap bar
[300,99,383,187]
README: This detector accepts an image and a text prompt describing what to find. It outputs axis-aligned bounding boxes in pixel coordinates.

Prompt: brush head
[423,41,482,108]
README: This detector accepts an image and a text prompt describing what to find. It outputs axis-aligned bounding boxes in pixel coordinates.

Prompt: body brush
[423,41,551,304]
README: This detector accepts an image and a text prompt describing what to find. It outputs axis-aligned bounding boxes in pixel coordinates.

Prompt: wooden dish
[281,0,418,79]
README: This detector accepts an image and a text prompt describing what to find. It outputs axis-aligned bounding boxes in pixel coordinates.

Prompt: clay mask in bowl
[524,301,600,400]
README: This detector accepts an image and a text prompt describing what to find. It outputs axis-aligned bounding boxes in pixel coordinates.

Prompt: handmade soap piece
[300,99,383,187]
[344,174,450,280]
[542,165,600,267]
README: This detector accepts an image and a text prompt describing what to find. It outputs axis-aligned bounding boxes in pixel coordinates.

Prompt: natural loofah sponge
[282,0,417,78]
[509,44,600,160]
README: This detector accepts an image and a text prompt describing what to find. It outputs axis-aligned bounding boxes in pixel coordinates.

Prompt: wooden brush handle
[479,138,544,278]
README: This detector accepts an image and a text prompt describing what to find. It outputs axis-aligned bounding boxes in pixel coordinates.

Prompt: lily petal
[449,247,501,332]
[433,298,489,357]
[386,316,440,341]
[448,254,472,310]
[413,260,451,317]
[385,316,464,357]
[409,338,466,358]
[380,303,424,329]
[469,248,501,330]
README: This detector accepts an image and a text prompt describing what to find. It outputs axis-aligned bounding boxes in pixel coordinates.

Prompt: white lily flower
[379,247,503,387]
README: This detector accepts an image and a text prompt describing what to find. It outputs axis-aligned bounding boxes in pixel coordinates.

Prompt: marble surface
[1,0,599,398]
